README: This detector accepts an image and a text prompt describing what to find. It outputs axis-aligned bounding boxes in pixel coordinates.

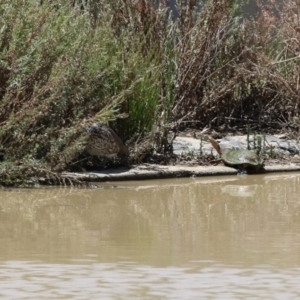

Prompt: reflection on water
[1,173,300,298]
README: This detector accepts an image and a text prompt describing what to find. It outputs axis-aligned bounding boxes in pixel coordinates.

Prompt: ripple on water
[1,261,300,299]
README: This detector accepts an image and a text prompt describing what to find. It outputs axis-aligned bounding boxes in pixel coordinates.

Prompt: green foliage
[0,0,168,176]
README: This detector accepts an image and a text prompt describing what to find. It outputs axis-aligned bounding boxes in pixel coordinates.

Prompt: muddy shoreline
[63,133,300,182]
[62,164,300,183]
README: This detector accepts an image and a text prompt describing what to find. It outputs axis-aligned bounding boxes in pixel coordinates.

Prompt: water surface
[1,173,300,299]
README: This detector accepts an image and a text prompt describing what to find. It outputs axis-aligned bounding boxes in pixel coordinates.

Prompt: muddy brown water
[1,173,300,299]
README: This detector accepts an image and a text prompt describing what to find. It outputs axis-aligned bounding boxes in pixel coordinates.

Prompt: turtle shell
[85,123,129,158]
[221,149,263,169]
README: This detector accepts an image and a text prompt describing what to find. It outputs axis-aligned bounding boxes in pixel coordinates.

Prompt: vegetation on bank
[0,0,299,186]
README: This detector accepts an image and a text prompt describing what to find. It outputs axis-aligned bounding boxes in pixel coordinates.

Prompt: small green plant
[256,135,262,155]
[186,150,195,159]
[246,125,251,150]
[199,135,204,156]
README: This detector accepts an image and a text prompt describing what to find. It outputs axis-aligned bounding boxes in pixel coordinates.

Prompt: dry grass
[170,0,300,135]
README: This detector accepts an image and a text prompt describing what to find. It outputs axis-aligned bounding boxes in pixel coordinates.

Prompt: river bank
[2,1,300,187]
[61,133,300,184]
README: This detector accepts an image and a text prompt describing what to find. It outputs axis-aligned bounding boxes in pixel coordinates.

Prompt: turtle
[85,123,129,158]
[208,136,264,174]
